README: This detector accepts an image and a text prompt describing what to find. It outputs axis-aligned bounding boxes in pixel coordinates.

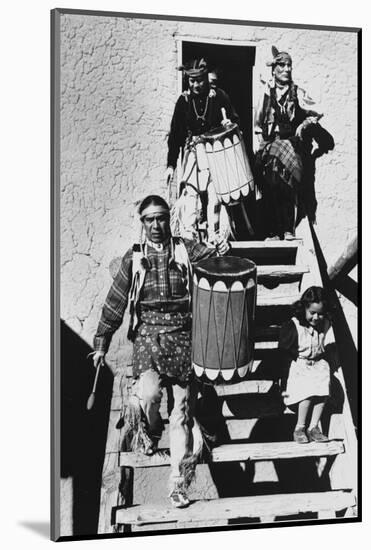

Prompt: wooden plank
[295,217,323,289]
[255,341,278,350]
[230,240,302,249]
[119,440,344,468]
[211,440,344,463]
[120,449,170,468]
[257,265,309,279]
[115,490,354,526]
[257,280,301,299]
[98,452,122,534]
[214,380,274,396]
[327,368,358,496]
[98,368,131,533]
[105,410,123,453]
[257,293,300,306]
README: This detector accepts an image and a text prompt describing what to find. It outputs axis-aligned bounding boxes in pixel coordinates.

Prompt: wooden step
[255,341,278,350]
[257,265,308,281]
[210,440,344,462]
[119,439,344,468]
[230,240,302,267]
[231,240,302,249]
[115,490,354,526]
[214,379,274,396]
[257,293,300,306]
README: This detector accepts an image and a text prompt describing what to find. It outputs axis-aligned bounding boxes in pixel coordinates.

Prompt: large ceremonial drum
[202,123,254,205]
[192,256,257,381]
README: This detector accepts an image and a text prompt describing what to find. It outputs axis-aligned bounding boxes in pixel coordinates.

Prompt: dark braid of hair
[292,286,330,325]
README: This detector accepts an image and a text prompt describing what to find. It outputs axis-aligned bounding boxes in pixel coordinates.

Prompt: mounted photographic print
[51,8,360,541]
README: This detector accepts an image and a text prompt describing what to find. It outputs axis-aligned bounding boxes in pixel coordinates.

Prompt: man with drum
[166,58,240,243]
[254,47,325,240]
[92,195,230,508]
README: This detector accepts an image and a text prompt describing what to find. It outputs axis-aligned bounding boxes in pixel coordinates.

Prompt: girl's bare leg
[309,398,327,429]
[296,398,311,429]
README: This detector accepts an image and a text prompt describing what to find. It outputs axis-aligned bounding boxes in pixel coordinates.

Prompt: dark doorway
[182,41,256,155]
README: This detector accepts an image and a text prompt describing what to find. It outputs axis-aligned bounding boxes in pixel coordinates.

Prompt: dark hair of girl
[292,286,330,325]
[138,195,169,216]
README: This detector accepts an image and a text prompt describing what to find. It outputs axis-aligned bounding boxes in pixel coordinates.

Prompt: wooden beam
[255,341,278,350]
[258,265,309,280]
[230,240,302,249]
[295,218,322,289]
[211,440,344,462]
[257,293,300,306]
[115,490,355,526]
[328,234,357,280]
[98,370,131,534]
[214,380,274,396]
[119,440,344,468]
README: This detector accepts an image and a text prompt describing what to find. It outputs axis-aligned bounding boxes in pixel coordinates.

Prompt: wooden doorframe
[175,36,257,144]
[175,36,258,89]
[174,36,258,194]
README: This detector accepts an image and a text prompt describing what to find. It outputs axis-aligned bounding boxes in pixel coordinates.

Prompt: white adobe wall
[59,13,358,534]
[60,14,357,354]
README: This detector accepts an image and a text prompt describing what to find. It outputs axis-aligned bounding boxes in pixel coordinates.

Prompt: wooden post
[98,369,132,534]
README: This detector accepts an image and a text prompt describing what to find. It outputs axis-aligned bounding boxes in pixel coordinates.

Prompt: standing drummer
[166,58,240,242]
[92,195,230,508]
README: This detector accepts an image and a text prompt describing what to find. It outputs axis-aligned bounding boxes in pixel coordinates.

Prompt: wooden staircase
[98,218,357,533]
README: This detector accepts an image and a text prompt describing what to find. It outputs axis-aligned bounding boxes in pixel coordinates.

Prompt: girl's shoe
[307,426,329,442]
[293,427,309,444]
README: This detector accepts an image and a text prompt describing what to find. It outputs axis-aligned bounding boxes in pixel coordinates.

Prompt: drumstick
[87,357,103,410]
[214,229,224,256]
[221,107,228,123]
[241,202,255,236]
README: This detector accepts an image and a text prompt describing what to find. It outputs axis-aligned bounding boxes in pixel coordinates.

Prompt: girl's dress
[279,316,331,406]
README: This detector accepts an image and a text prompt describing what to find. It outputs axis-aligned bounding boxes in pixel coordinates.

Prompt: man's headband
[178,58,208,78]
[266,46,292,67]
[140,204,169,220]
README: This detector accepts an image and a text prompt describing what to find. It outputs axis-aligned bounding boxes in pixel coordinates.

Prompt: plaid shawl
[259,138,303,187]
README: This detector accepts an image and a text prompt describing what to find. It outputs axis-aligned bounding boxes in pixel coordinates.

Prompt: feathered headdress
[266,46,292,67]
[178,58,208,77]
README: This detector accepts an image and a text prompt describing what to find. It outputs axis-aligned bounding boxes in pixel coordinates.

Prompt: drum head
[194,256,256,285]
[202,122,238,142]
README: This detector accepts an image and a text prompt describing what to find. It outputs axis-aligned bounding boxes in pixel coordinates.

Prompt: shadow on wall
[309,224,358,428]
[60,321,113,536]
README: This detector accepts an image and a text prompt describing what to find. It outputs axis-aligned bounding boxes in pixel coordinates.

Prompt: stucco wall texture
[59,13,358,534]
[60,14,357,350]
